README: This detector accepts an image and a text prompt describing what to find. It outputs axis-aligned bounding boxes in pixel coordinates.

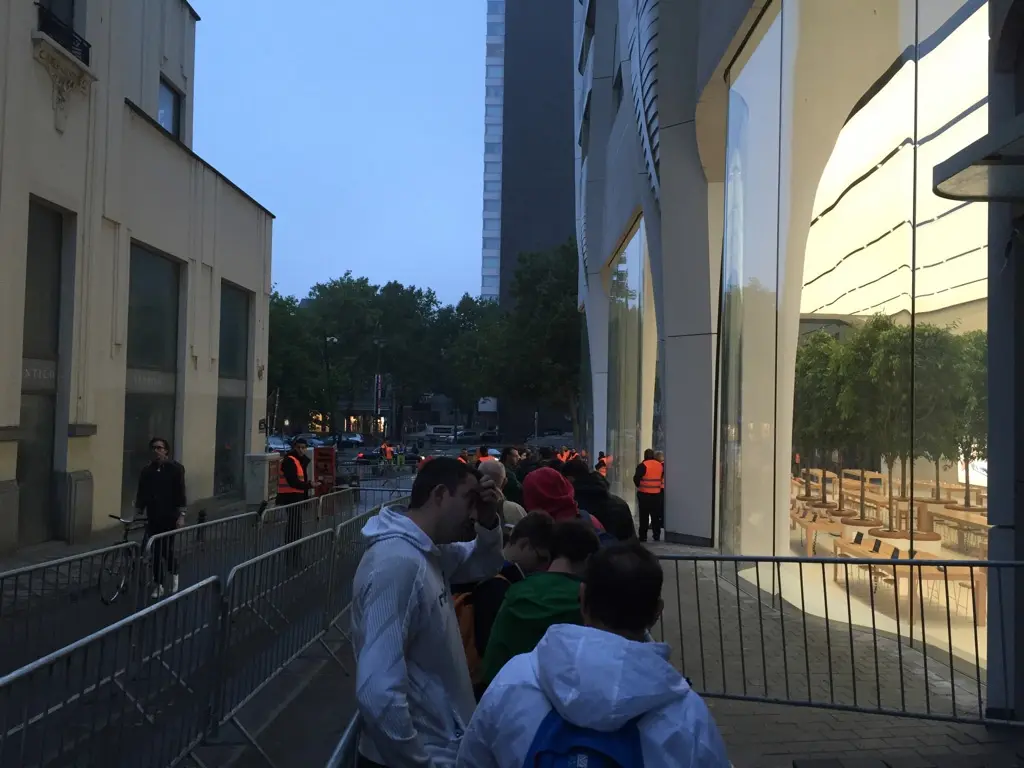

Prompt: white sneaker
[151,584,165,599]
[170,575,179,594]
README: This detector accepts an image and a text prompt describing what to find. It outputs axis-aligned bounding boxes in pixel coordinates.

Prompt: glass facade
[606,219,658,505]
[715,0,989,664]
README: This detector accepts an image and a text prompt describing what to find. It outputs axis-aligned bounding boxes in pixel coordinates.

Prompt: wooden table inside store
[790,509,844,557]
[831,537,988,627]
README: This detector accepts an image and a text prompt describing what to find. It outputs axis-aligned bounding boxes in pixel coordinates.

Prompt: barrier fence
[325,551,1023,765]
[0,484,411,682]
[0,496,408,768]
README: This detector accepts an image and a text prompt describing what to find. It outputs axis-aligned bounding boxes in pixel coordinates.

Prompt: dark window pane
[23,201,63,361]
[214,397,247,496]
[42,0,75,27]
[218,283,250,380]
[121,393,176,513]
[158,80,181,138]
[127,244,179,373]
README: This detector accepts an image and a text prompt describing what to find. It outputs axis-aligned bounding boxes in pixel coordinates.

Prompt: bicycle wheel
[99,548,131,605]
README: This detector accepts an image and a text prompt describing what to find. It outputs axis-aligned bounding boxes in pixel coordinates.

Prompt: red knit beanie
[523,467,579,521]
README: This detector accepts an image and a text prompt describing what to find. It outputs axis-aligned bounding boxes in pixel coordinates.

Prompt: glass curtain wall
[715,0,989,664]
[606,219,656,504]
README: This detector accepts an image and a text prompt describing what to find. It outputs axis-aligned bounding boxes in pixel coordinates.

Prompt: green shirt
[480,572,583,686]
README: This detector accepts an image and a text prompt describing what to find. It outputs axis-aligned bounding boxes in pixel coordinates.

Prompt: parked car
[266,435,290,454]
[292,433,326,448]
[341,433,365,446]
[479,429,500,442]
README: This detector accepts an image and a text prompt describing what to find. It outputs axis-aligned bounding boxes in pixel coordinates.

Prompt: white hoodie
[456,623,730,767]
[351,504,505,767]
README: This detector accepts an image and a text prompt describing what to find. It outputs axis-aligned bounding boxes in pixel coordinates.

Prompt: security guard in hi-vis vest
[632,449,664,542]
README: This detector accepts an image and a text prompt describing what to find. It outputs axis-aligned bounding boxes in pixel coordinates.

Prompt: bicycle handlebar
[108,514,147,524]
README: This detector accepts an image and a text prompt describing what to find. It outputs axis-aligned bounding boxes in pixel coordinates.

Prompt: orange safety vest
[479,455,495,462]
[457,456,468,464]
[278,455,304,496]
[638,459,663,494]
[383,445,394,460]
[660,460,665,490]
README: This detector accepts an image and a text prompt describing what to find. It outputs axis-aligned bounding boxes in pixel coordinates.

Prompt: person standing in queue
[351,457,504,767]
[278,437,315,552]
[633,449,664,542]
[595,451,608,478]
[499,447,524,505]
[135,437,187,598]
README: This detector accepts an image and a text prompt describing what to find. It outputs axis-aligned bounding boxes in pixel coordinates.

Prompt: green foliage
[266,240,582,436]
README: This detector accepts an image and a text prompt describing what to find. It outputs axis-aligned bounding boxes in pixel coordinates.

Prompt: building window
[486,65,505,79]
[483,237,500,250]
[41,0,75,27]
[485,104,503,118]
[484,161,502,175]
[482,275,499,289]
[484,180,501,193]
[215,282,250,496]
[158,78,182,138]
[484,142,502,157]
[23,201,64,362]
[486,86,504,99]
[487,42,505,58]
[483,219,500,232]
[482,256,500,270]
[487,1,505,14]
[123,244,180,513]
[483,199,501,213]
[487,22,505,36]
[613,67,624,112]
[485,124,503,138]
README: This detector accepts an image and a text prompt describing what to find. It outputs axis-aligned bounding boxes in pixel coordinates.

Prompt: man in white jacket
[351,456,504,767]
[456,541,731,767]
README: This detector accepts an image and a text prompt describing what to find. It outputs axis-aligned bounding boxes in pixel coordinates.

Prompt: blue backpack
[578,509,618,546]
[523,709,644,767]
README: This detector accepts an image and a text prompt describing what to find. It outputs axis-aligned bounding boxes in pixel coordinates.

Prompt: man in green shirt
[479,519,601,688]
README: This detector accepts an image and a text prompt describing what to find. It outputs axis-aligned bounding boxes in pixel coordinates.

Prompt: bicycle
[98,514,148,605]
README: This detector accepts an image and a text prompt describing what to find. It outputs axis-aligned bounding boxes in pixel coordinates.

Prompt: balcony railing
[36,3,91,67]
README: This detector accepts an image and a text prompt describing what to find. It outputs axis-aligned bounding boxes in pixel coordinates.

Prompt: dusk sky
[191,0,486,305]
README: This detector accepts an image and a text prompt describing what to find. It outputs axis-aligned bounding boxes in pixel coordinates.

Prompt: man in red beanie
[522,467,606,534]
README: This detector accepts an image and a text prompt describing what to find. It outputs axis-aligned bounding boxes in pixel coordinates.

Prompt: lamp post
[372,338,385,437]
[323,335,339,437]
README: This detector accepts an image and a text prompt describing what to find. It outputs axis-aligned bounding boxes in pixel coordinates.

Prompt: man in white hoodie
[351,456,504,767]
[456,541,730,767]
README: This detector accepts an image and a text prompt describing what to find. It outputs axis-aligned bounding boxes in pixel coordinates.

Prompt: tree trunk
[899,455,908,499]
[963,455,972,508]
[837,453,845,511]
[887,460,895,530]
[859,455,867,519]
[933,460,941,500]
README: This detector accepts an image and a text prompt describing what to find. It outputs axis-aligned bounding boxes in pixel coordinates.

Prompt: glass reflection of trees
[793,317,988,520]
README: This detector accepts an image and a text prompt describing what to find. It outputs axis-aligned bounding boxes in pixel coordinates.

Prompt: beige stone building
[0,0,273,552]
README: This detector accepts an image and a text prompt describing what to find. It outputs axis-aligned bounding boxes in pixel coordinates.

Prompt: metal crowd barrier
[0,477,416,676]
[652,553,1019,726]
[325,713,362,768]
[0,542,141,676]
[0,496,408,768]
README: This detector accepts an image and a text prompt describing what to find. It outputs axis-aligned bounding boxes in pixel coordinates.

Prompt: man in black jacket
[561,459,636,541]
[135,437,187,598]
[278,437,314,549]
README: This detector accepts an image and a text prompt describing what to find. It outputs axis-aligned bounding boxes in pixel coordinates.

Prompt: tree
[951,330,988,508]
[836,314,896,518]
[792,331,843,506]
[913,323,960,500]
[503,241,583,437]
[869,321,913,524]
[267,290,320,431]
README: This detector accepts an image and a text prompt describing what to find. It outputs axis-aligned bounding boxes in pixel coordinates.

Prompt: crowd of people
[349,447,730,766]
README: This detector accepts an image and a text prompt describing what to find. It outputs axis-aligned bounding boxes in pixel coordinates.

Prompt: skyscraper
[479,0,575,306]
[480,1,506,301]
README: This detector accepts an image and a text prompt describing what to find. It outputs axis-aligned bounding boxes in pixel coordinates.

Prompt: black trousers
[147,517,179,584]
[278,493,307,565]
[637,492,664,540]
[357,755,387,768]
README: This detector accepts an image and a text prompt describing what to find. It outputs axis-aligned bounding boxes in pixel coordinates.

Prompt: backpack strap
[524,708,644,767]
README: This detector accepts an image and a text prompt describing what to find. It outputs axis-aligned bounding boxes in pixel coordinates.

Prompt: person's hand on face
[474,476,501,530]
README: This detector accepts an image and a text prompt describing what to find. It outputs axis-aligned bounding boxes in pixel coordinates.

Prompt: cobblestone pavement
[647,543,1024,766]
